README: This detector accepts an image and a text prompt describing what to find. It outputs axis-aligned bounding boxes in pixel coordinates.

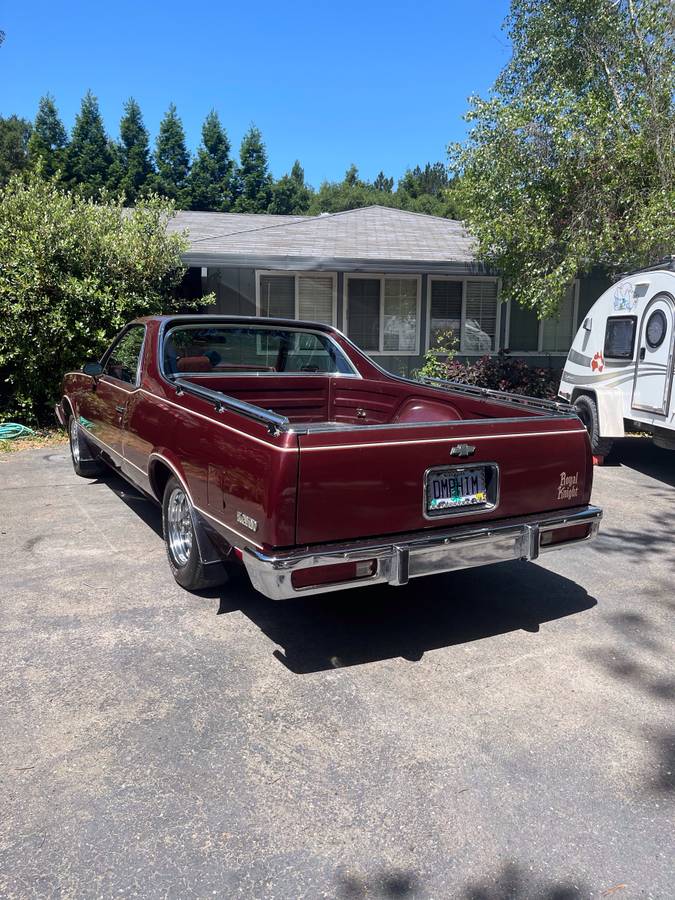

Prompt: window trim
[604,315,638,360]
[504,280,580,356]
[426,275,501,356]
[99,323,147,388]
[343,273,422,356]
[255,270,338,326]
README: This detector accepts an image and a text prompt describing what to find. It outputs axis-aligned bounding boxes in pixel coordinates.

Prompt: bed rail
[416,377,577,417]
[172,377,291,436]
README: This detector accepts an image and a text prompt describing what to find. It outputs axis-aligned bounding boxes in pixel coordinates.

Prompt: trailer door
[632,293,675,416]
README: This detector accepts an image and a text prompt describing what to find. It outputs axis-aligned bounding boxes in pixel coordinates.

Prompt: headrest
[177,356,213,373]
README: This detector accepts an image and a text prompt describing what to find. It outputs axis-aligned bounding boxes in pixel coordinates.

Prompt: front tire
[162,476,227,591]
[574,395,614,457]
[68,415,105,477]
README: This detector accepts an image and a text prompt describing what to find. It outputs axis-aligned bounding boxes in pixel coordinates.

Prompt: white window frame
[255,270,338,325]
[504,279,580,356]
[342,273,422,356]
[426,275,502,356]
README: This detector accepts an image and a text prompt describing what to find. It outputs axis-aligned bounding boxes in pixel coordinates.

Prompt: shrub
[0,173,203,424]
[415,333,559,400]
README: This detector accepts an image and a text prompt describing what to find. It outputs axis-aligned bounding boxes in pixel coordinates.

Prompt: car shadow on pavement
[211,561,597,674]
[604,436,675,488]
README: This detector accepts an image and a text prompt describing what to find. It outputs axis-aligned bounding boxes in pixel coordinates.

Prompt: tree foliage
[187,110,235,211]
[451,0,675,317]
[114,98,154,202]
[0,174,199,423]
[152,103,190,205]
[0,115,32,185]
[268,160,312,214]
[27,95,67,179]
[234,125,273,212]
[65,91,113,197]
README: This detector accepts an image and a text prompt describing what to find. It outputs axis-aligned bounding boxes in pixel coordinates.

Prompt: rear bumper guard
[243,505,602,600]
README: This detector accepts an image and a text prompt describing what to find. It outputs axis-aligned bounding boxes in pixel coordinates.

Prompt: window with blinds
[258,273,336,325]
[347,278,380,351]
[465,280,498,352]
[429,279,499,353]
[298,275,334,325]
[429,280,462,348]
[259,275,295,319]
[383,279,418,352]
[347,276,420,353]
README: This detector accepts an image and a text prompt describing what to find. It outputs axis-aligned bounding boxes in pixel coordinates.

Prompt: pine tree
[113,98,154,203]
[269,160,312,214]
[152,103,190,205]
[65,91,113,196]
[234,125,273,213]
[373,171,394,192]
[0,116,32,185]
[28,95,68,179]
[187,110,235,211]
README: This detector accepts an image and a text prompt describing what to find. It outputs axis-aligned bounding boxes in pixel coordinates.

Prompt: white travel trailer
[559,260,675,455]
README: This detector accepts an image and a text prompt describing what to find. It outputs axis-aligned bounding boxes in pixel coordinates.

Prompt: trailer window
[604,316,637,360]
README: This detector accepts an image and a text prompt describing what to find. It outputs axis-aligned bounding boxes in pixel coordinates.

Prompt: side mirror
[83,361,103,378]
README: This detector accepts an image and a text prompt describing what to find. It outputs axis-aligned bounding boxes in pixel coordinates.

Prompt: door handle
[639,347,646,361]
[115,404,126,414]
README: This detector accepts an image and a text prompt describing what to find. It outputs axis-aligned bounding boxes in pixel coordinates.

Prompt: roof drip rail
[418,377,576,416]
[172,377,291,436]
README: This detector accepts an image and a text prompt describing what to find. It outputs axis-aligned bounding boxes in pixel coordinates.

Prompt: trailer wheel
[574,395,614,457]
[162,476,227,591]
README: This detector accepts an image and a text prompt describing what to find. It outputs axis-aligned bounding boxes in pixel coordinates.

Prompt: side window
[103,326,145,385]
[604,316,637,360]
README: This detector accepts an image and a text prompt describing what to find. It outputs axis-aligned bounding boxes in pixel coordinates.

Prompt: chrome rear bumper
[243,505,602,600]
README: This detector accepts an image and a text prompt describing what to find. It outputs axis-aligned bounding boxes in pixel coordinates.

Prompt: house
[171,205,609,376]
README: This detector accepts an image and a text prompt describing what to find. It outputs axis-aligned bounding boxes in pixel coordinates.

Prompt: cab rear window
[604,316,637,360]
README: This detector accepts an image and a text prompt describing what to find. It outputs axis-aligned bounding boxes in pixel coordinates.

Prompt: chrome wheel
[167,487,193,567]
[69,417,81,465]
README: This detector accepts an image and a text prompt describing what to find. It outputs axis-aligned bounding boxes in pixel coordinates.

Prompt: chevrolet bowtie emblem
[450,444,476,457]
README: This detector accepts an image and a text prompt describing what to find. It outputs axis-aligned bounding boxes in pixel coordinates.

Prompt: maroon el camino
[56,315,602,599]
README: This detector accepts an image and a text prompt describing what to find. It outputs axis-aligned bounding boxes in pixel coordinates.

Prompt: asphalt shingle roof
[171,206,479,272]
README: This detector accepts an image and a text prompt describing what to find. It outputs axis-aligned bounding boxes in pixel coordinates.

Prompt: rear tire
[162,476,227,591]
[574,395,614,457]
[68,415,105,477]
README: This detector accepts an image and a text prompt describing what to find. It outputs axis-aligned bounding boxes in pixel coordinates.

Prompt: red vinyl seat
[177,356,213,373]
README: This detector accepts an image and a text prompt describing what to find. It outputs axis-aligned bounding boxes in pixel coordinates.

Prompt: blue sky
[1,0,511,187]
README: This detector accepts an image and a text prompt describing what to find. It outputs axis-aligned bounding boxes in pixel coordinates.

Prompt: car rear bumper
[243,504,603,600]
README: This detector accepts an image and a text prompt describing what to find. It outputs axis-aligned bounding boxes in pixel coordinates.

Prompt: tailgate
[295,418,592,544]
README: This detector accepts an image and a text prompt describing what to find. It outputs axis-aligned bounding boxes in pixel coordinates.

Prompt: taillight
[540,524,591,547]
[291,559,377,590]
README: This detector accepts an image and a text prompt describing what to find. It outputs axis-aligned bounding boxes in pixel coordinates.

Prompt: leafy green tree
[373,170,394,192]
[0,173,203,423]
[269,160,313,214]
[28,95,68,179]
[65,91,113,196]
[113,98,154,202]
[187,110,235,211]
[152,103,191,204]
[451,0,675,317]
[0,115,31,185]
[234,125,273,212]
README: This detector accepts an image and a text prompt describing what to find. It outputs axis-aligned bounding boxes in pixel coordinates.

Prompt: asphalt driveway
[0,438,673,898]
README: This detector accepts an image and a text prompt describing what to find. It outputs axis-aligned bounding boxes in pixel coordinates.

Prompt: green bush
[0,173,201,424]
[416,332,559,400]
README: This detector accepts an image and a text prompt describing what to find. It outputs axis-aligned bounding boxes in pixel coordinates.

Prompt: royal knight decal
[557,472,580,501]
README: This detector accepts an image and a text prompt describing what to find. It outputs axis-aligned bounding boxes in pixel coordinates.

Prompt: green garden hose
[0,422,36,440]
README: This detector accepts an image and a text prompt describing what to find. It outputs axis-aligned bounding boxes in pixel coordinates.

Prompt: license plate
[425,466,489,514]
